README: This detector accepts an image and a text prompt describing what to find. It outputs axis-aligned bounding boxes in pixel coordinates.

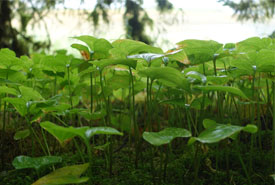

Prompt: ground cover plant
[0,36,274,185]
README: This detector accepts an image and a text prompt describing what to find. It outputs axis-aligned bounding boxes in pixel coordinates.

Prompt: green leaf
[176,39,223,64]
[40,121,123,144]
[195,124,243,143]
[0,86,18,95]
[12,155,62,170]
[71,43,89,53]
[143,127,191,146]
[127,53,164,63]
[194,85,248,99]
[92,38,113,59]
[91,59,137,71]
[0,48,22,68]
[127,49,187,64]
[138,67,189,90]
[243,124,258,133]
[236,37,272,52]
[110,39,163,58]
[165,49,189,64]
[0,69,26,82]
[185,71,207,84]
[72,35,97,51]
[193,122,258,144]
[19,86,44,101]
[107,74,130,90]
[203,119,217,129]
[31,163,89,185]
[254,49,275,73]
[3,98,27,116]
[231,50,275,74]
[207,75,229,85]
[40,121,88,143]
[14,129,30,140]
[42,103,71,113]
[85,127,123,139]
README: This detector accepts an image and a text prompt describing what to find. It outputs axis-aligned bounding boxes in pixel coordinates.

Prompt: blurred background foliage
[0,0,274,56]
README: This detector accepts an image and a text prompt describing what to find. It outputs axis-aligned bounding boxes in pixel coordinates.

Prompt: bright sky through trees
[50,0,274,52]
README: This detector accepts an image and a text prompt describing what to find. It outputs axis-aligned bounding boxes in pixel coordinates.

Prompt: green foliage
[12,156,62,170]
[31,163,89,185]
[0,35,273,185]
[143,127,191,146]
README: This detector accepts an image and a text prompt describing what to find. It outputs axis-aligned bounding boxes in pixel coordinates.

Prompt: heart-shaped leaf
[31,163,89,185]
[14,129,30,140]
[190,120,258,144]
[177,39,223,64]
[143,127,191,146]
[12,155,62,170]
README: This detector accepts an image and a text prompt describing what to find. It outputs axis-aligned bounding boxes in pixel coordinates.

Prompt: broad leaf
[40,121,88,143]
[3,98,28,116]
[40,121,123,144]
[85,127,123,138]
[0,86,18,95]
[0,48,22,68]
[177,39,223,64]
[19,86,44,101]
[32,163,89,185]
[72,35,97,51]
[236,37,272,52]
[190,120,258,144]
[185,71,207,84]
[196,124,244,143]
[12,155,62,170]
[110,39,163,58]
[143,128,191,146]
[14,129,30,140]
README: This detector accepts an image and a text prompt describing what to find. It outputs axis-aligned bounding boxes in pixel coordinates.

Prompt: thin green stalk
[99,70,113,175]
[249,71,256,173]
[163,144,171,182]
[159,146,163,184]
[150,146,156,185]
[236,141,252,185]
[67,66,73,108]
[85,140,93,176]
[99,71,109,124]
[129,67,140,168]
[272,81,275,160]
[129,67,138,139]
[257,73,262,149]
[1,70,9,169]
[41,128,51,156]
[193,144,201,185]
[90,71,93,114]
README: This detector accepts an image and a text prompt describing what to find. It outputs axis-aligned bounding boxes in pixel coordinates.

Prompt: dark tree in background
[0,0,65,56]
[219,0,275,37]
[0,0,174,55]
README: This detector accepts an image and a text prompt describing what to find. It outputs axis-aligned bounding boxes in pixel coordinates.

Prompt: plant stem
[67,66,73,108]
[236,141,252,185]
[90,71,93,114]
